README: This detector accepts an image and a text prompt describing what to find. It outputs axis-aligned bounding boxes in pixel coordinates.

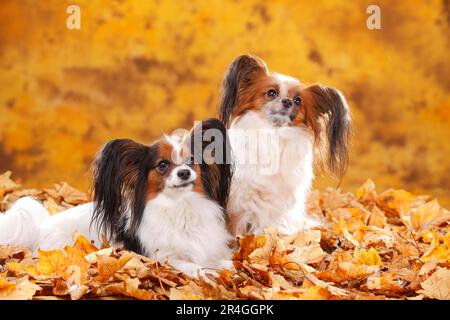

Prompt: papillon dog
[219,54,352,237]
[0,119,233,276]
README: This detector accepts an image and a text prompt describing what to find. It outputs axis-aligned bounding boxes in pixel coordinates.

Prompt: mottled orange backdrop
[0,0,449,206]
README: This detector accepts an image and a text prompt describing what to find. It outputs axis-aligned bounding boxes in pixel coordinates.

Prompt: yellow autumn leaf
[238,285,273,300]
[421,232,450,263]
[95,251,133,283]
[36,248,68,276]
[328,250,381,282]
[2,171,450,300]
[377,189,416,216]
[5,261,38,277]
[356,179,377,201]
[304,274,349,297]
[0,278,16,297]
[169,282,205,300]
[298,286,332,300]
[234,234,267,262]
[0,277,41,300]
[366,273,394,290]
[72,234,99,255]
[246,229,278,271]
[355,248,382,267]
[36,235,94,280]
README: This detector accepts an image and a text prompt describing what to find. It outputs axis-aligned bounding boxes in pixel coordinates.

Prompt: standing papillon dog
[219,54,352,237]
[0,119,233,276]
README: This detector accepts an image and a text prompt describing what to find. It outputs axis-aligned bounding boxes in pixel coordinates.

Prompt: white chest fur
[228,111,320,236]
[136,190,232,273]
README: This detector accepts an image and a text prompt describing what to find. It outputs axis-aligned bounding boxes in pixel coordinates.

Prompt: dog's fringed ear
[301,84,352,178]
[189,118,233,210]
[91,139,153,241]
[219,54,268,127]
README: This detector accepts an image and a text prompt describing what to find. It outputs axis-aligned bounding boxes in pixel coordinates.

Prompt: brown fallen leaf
[0,171,21,193]
[377,189,416,217]
[107,277,153,300]
[0,277,17,297]
[2,174,450,300]
[53,278,90,300]
[417,268,450,299]
[0,245,31,264]
[6,261,38,278]
[304,274,349,297]
[95,251,133,283]
[406,200,450,232]
[169,283,206,300]
[43,198,66,215]
[36,235,95,281]
[356,179,377,203]
[297,286,333,300]
[420,231,450,263]
[72,233,99,255]
[368,206,388,228]
[56,182,88,205]
[0,277,41,300]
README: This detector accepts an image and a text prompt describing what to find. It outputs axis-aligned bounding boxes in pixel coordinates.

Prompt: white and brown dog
[219,54,352,237]
[0,119,233,276]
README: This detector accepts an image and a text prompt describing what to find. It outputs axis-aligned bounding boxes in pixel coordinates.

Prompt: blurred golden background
[0,0,449,206]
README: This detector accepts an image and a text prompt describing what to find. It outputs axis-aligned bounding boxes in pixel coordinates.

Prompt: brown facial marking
[147,141,175,200]
[287,86,302,99]
[192,164,204,193]
[226,56,271,119]
[283,84,302,120]
[293,83,321,139]
[147,169,165,200]
[158,141,175,163]
[233,74,274,118]
[265,82,280,96]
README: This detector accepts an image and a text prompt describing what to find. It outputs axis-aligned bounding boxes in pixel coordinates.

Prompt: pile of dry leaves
[0,171,449,300]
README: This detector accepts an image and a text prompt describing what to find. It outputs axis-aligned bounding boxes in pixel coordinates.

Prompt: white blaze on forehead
[162,134,184,164]
[271,73,301,96]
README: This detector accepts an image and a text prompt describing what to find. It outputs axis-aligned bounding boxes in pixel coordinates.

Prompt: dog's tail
[0,197,50,251]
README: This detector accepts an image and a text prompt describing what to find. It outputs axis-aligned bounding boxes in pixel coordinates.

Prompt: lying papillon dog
[0,119,233,276]
[219,54,352,237]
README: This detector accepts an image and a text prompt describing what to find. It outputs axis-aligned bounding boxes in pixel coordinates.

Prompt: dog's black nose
[177,169,191,180]
[282,98,293,108]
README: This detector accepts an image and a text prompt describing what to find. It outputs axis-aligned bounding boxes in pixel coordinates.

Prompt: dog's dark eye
[186,156,195,166]
[266,89,277,98]
[156,160,170,173]
[293,96,302,105]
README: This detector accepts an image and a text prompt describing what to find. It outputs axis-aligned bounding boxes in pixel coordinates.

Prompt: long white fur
[228,106,321,235]
[136,188,232,275]
[0,198,101,253]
